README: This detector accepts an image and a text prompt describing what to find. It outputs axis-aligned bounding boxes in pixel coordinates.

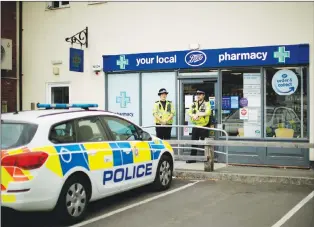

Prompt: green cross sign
[274,46,290,63]
[116,91,130,108]
[117,55,129,70]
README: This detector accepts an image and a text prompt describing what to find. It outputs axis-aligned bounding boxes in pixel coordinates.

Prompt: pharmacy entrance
[177,72,219,157]
[178,72,219,141]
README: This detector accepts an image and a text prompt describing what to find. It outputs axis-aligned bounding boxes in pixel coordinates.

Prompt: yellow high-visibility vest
[152,100,175,124]
[188,101,211,127]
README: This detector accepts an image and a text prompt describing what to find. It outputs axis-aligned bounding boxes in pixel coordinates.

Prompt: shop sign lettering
[136,55,177,66]
[218,52,267,63]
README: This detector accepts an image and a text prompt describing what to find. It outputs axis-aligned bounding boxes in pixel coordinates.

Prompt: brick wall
[1,1,17,112]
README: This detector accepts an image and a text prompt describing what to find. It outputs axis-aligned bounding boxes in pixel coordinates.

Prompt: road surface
[2,179,314,227]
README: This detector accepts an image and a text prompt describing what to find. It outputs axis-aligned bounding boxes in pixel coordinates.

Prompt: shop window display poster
[243,73,262,137]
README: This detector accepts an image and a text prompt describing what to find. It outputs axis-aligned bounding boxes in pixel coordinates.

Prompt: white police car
[1,104,174,224]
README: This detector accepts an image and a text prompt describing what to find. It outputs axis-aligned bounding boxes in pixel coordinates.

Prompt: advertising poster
[271,69,298,96]
[243,73,262,137]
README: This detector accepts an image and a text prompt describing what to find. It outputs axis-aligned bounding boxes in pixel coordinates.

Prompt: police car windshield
[1,122,38,149]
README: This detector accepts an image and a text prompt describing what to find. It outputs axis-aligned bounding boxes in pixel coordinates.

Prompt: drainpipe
[18,1,23,110]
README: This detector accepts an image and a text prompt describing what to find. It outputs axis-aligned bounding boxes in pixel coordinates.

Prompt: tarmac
[3,179,314,227]
[2,162,314,227]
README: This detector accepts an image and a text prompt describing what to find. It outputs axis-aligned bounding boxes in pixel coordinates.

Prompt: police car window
[77,116,108,142]
[49,120,75,144]
[102,116,139,141]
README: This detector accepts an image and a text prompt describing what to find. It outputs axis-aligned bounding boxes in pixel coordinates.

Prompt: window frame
[46,82,71,104]
[100,115,144,142]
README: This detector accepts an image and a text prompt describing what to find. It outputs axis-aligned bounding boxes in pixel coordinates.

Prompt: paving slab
[174,161,314,186]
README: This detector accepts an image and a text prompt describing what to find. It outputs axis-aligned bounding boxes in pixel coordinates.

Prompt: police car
[1,104,174,224]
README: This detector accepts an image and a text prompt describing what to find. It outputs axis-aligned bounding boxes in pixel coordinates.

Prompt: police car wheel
[152,154,173,191]
[55,175,90,224]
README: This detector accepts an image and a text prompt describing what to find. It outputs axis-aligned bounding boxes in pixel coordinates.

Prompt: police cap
[158,88,169,96]
[196,90,205,95]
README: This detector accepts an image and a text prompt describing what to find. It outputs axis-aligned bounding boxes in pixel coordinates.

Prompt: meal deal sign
[272,69,298,96]
[103,44,309,72]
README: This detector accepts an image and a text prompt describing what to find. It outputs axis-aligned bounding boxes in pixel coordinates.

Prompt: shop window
[264,67,308,138]
[221,68,262,137]
[107,73,140,125]
[141,72,176,136]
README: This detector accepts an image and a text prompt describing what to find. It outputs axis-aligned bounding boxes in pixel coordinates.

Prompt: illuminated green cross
[116,55,129,70]
[274,46,290,63]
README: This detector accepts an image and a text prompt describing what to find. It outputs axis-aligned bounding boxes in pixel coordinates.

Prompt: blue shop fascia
[102,44,309,73]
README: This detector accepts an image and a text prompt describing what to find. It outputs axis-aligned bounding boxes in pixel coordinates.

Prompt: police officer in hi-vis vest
[187,90,211,163]
[153,88,175,140]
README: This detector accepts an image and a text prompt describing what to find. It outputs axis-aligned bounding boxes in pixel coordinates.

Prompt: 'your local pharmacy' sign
[102,44,309,72]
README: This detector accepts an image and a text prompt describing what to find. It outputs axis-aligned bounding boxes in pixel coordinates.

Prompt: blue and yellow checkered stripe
[42,139,167,177]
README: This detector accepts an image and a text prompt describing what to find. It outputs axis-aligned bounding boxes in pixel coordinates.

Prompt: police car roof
[1,109,117,124]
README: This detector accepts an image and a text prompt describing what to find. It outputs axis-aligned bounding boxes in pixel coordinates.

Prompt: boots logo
[185,50,207,67]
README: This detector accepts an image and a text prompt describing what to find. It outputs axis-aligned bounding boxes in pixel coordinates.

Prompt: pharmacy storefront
[103,43,311,168]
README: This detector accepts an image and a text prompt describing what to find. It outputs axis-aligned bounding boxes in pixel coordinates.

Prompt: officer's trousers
[190,126,209,157]
[155,124,172,140]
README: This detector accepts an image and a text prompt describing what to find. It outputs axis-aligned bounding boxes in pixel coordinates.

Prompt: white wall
[22,2,313,145]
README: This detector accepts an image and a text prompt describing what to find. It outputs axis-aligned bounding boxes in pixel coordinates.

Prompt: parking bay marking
[271,190,314,227]
[70,181,200,227]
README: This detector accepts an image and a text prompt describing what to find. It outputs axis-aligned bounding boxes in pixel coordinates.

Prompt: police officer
[153,88,175,140]
[187,90,211,163]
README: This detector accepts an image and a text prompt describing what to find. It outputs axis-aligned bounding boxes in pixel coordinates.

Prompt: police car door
[75,116,121,196]
[100,116,154,191]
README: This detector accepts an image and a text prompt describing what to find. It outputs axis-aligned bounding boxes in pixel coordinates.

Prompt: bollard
[204,138,214,172]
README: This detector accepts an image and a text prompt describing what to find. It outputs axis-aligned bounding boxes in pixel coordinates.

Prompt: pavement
[174,161,314,186]
[2,179,314,227]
